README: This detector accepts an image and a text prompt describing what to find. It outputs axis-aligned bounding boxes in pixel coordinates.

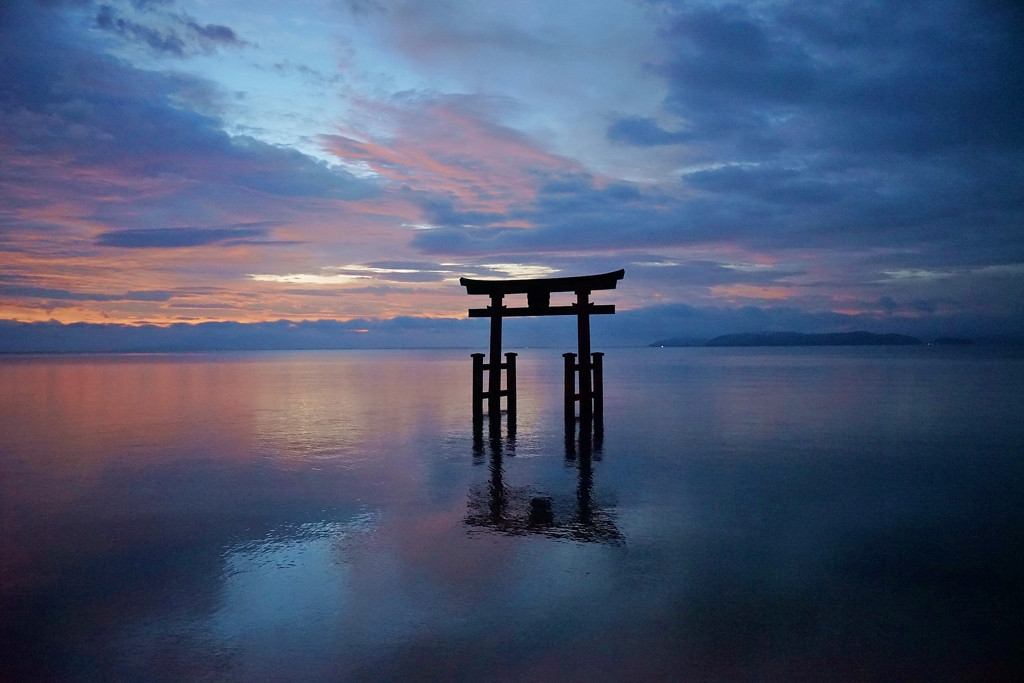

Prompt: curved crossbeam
[459,269,624,297]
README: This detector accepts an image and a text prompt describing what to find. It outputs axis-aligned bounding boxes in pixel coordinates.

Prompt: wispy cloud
[96,226,271,248]
[94,3,247,57]
[248,273,370,285]
[0,284,177,302]
[477,264,559,278]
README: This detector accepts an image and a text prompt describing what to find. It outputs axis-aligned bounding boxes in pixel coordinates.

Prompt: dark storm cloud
[95,226,267,248]
[410,172,665,254]
[0,3,376,202]
[684,165,841,205]
[596,0,1024,264]
[411,172,737,254]
[622,0,1024,156]
[414,148,1022,259]
[607,117,692,147]
[95,5,185,55]
[94,4,245,57]
[183,20,239,44]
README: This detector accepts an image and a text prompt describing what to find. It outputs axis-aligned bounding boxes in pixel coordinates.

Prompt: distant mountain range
[651,331,928,347]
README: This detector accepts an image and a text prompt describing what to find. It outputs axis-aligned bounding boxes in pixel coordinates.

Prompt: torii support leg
[563,352,577,427]
[473,300,517,428]
[472,353,485,422]
[504,352,517,415]
[563,350,604,426]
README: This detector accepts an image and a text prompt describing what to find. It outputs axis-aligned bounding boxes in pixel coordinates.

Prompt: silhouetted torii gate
[460,269,625,426]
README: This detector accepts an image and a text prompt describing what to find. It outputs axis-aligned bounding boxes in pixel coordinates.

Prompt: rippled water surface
[2,347,1023,682]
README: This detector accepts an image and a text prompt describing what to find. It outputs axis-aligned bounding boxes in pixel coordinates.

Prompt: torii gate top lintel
[459,269,624,297]
[460,269,624,317]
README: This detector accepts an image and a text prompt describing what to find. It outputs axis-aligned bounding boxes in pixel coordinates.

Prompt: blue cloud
[94,226,268,248]
[623,1,1024,156]
[0,284,176,301]
[0,5,377,202]
[575,0,1023,269]
[607,117,692,147]
[94,4,245,57]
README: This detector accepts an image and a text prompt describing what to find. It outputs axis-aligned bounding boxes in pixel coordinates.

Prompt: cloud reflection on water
[1,348,1022,682]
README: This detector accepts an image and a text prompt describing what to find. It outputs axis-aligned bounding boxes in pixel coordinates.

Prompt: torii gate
[460,269,625,425]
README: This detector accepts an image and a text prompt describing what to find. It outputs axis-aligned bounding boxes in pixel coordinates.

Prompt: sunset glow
[1,0,1022,341]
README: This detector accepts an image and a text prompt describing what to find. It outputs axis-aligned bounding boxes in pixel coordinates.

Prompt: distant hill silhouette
[652,331,923,347]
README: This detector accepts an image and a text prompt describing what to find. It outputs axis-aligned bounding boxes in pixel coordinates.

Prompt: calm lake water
[2,347,1023,682]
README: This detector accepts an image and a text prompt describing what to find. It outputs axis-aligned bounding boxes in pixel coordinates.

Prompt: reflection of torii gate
[464,410,623,545]
[460,269,625,425]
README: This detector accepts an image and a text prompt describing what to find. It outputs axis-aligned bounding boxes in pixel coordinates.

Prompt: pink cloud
[324,95,579,219]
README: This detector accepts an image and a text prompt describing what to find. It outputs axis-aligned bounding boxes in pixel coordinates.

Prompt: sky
[1,0,1023,343]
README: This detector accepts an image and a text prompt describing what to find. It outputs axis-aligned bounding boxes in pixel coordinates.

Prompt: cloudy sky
[1,0,1022,338]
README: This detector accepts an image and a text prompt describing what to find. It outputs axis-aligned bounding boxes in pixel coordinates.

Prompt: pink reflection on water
[0,351,480,604]
[3,348,1021,682]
